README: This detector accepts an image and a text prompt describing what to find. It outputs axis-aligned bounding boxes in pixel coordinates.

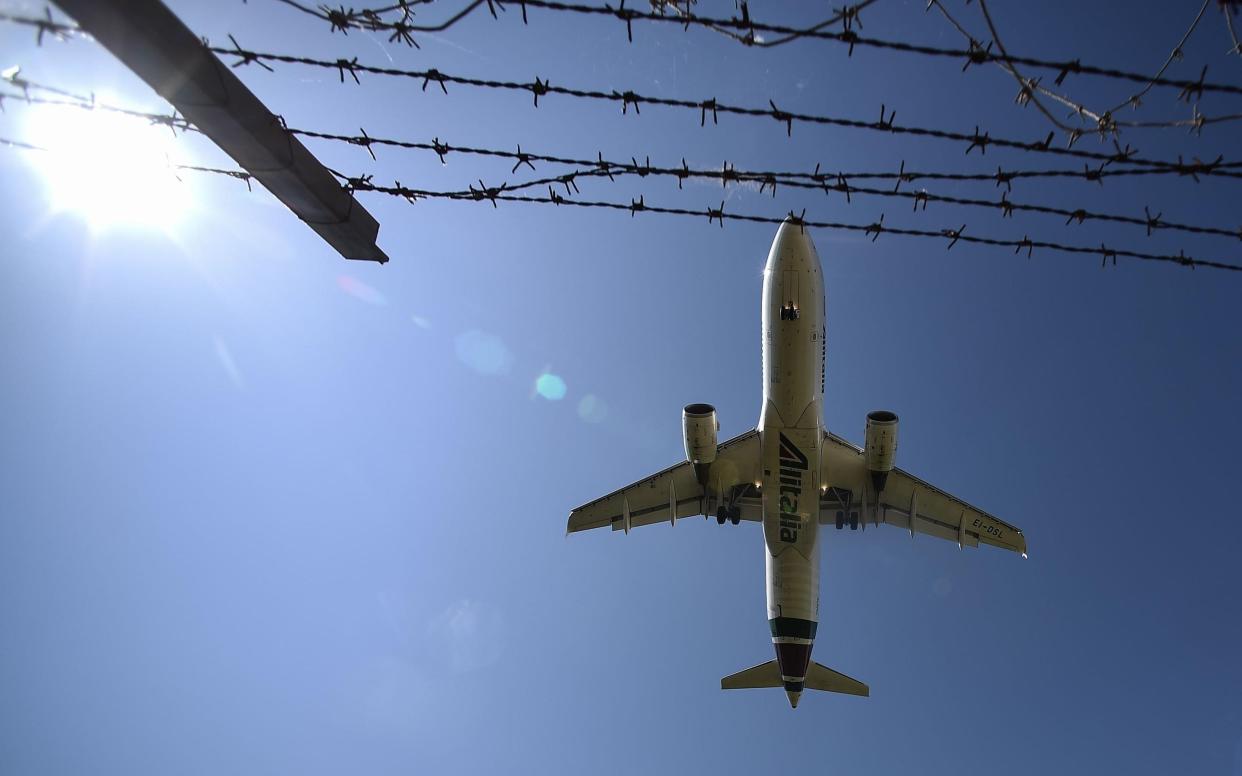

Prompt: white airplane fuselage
[758,222,826,708]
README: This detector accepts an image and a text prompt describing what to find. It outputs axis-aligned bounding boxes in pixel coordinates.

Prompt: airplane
[566,219,1027,708]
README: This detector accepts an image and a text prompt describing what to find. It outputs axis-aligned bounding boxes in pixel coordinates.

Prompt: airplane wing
[819,432,1027,556]
[568,430,762,534]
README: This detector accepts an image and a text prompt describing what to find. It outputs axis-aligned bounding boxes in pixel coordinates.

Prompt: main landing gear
[716,506,741,526]
[835,510,859,531]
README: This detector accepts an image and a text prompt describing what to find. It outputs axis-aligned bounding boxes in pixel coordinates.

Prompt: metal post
[53,0,389,263]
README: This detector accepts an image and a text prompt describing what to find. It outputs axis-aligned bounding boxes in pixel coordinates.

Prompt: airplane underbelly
[766,544,819,623]
[762,426,820,625]
[765,322,821,425]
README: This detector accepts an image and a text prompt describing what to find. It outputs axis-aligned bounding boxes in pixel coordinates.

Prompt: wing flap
[567,429,761,534]
[819,432,1025,555]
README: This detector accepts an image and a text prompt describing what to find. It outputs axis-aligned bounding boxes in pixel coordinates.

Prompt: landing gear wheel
[849,512,859,530]
[835,511,844,530]
[716,507,727,525]
[730,508,741,526]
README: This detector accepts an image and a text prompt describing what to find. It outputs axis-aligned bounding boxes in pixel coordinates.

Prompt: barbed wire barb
[226,34,275,71]
[1225,0,1242,56]
[0,9,85,44]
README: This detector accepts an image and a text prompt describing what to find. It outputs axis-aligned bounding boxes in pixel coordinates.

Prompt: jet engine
[864,410,898,492]
[682,403,719,465]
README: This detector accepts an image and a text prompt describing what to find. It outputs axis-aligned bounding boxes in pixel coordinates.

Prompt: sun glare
[23,100,192,231]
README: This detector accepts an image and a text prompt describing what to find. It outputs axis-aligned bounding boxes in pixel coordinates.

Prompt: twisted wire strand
[0,135,256,186]
[6,80,1238,242]
[331,174,1242,273]
[3,83,1236,273]
[1100,0,1214,115]
[1226,1,1242,57]
[927,0,1085,131]
[287,126,1242,241]
[6,74,1232,188]
[0,9,86,42]
[0,87,196,134]
[265,0,1242,97]
[928,0,1228,138]
[5,9,1239,134]
[204,43,1242,177]
[980,0,1232,137]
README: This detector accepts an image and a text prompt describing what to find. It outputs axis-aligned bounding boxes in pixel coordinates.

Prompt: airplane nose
[767,218,818,270]
[786,689,801,708]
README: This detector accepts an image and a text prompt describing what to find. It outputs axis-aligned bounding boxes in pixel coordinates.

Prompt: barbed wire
[5,72,1233,188]
[328,173,1241,273]
[928,0,1239,139]
[272,0,881,48]
[0,136,47,151]
[0,86,196,135]
[6,78,1239,242]
[1225,1,1242,57]
[4,74,1226,205]
[263,0,1242,98]
[928,0,1079,135]
[270,0,517,47]
[271,0,435,21]
[205,42,1242,177]
[0,9,85,44]
[0,134,256,187]
[10,4,1231,103]
[288,126,1242,242]
[654,0,878,49]
[7,8,1240,141]
[5,115,1235,272]
[5,4,1237,121]
[1099,0,1214,115]
[4,78,1237,273]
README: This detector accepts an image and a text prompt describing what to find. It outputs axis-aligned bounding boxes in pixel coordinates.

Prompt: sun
[22,97,193,232]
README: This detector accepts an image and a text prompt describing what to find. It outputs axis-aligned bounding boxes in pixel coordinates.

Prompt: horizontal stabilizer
[721,660,869,698]
[805,662,869,697]
[721,660,782,689]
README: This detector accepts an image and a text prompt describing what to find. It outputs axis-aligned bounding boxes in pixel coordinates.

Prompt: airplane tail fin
[721,660,869,698]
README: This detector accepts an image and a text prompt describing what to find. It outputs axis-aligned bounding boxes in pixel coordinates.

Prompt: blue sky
[1,1,1241,773]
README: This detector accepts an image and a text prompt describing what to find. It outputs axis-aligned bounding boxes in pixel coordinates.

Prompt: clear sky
[1,1,1240,774]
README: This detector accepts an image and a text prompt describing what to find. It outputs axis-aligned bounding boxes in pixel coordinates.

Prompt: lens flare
[535,373,567,400]
[577,394,608,423]
[213,336,244,390]
[454,330,513,375]
[337,275,387,305]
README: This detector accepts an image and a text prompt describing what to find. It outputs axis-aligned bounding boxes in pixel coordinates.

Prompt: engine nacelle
[682,403,719,465]
[864,410,899,492]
